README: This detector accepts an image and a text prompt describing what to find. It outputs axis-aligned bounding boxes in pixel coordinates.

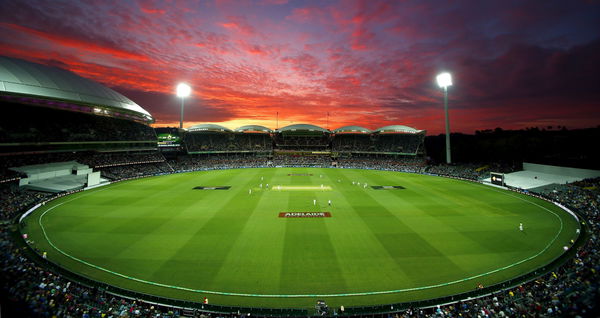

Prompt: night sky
[1,0,599,134]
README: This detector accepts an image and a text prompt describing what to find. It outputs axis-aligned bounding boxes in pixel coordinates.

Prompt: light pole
[436,72,452,164]
[176,83,191,129]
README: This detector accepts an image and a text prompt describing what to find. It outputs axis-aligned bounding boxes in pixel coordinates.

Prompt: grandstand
[273,123,330,151]
[0,55,160,186]
[371,125,425,155]
[332,126,373,152]
[183,123,273,155]
[0,56,155,154]
[233,125,273,153]
[180,123,426,160]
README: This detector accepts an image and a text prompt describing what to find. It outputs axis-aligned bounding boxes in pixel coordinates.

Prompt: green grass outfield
[23,168,580,309]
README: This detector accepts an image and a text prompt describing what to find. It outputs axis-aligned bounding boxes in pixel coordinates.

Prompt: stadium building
[0,55,597,318]
[176,122,426,165]
[0,56,161,191]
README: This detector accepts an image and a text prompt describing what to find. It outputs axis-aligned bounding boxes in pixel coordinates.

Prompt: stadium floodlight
[436,72,452,164]
[436,72,452,89]
[176,83,191,129]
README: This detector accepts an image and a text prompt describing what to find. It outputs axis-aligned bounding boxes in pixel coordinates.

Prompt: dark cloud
[454,39,600,105]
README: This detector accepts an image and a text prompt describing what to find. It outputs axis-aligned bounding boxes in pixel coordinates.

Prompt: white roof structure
[374,125,425,134]
[333,126,372,134]
[277,124,329,133]
[187,123,232,132]
[234,125,272,133]
[0,55,152,121]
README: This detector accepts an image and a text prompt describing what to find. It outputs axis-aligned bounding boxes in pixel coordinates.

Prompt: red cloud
[286,7,327,23]
[351,27,376,50]
[138,0,166,15]
[219,16,256,36]
[281,53,320,74]
[1,23,149,62]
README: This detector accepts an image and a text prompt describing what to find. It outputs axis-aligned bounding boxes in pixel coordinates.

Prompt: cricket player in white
[519,223,523,231]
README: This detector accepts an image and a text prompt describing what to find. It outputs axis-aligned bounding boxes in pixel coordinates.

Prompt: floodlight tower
[176,83,191,129]
[436,72,452,164]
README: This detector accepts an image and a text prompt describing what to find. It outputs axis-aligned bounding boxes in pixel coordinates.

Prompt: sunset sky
[1,0,599,134]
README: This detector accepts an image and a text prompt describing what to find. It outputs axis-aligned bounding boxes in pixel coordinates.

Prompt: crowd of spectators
[184,133,272,153]
[331,134,424,154]
[99,162,173,180]
[1,156,599,317]
[274,134,330,150]
[332,134,373,152]
[570,177,600,191]
[336,157,426,173]
[84,152,166,168]
[374,134,423,154]
[1,103,156,143]
[425,164,488,180]
[271,154,332,167]
[0,187,51,221]
[425,163,517,181]
[181,130,425,155]
[168,155,268,172]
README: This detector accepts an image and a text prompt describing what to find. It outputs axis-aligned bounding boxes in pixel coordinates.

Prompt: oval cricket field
[23,168,580,309]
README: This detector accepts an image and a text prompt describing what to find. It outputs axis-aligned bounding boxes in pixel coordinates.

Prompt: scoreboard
[157,133,180,148]
[490,172,505,186]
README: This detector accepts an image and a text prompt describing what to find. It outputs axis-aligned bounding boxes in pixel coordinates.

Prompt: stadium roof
[333,125,372,134]
[234,125,272,133]
[374,125,424,134]
[277,124,329,133]
[187,123,232,133]
[0,55,152,121]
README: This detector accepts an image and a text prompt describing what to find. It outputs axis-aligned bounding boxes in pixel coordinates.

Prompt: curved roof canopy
[0,55,152,120]
[187,123,232,133]
[374,125,424,134]
[277,124,329,133]
[234,125,272,133]
[333,125,372,134]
